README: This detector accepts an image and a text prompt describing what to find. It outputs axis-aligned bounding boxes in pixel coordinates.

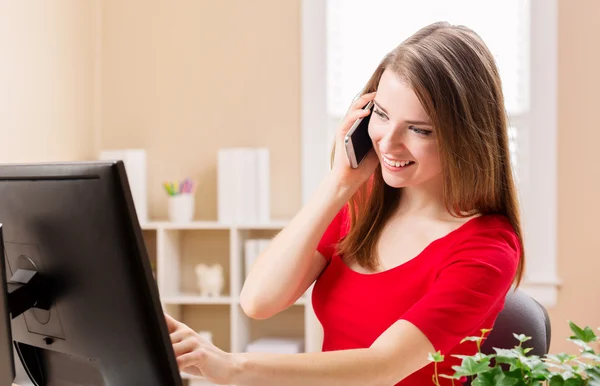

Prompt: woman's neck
[394,176,451,220]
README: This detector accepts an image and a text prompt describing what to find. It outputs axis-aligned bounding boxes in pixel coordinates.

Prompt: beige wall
[100,0,301,221]
[548,0,600,354]
[0,0,97,162]
[99,0,302,351]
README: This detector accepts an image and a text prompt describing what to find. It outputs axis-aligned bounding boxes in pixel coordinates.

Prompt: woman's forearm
[240,172,353,319]
[231,348,396,386]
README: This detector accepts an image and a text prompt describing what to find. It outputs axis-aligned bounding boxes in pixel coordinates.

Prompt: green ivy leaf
[439,374,462,380]
[549,375,565,386]
[494,348,519,367]
[453,353,492,363]
[564,378,585,386]
[494,348,520,358]
[581,352,600,362]
[530,369,551,382]
[552,370,585,385]
[513,333,533,344]
[461,336,484,344]
[503,369,529,386]
[550,374,565,386]
[568,338,595,354]
[428,351,444,363]
[585,366,600,385]
[451,357,492,377]
[569,321,598,343]
[472,367,519,386]
[522,356,547,372]
[546,353,578,364]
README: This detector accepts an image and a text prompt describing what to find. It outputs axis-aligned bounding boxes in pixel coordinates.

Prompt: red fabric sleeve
[316,205,349,262]
[400,226,520,354]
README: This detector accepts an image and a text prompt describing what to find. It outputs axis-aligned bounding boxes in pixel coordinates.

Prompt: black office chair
[465,289,552,385]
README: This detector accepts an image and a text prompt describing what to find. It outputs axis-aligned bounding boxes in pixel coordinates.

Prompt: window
[301,0,559,306]
[326,0,529,117]
[326,0,528,177]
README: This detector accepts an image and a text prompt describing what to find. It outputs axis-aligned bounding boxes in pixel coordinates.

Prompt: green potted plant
[428,321,600,385]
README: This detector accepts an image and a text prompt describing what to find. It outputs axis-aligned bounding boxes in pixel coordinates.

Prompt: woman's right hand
[330,91,381,191]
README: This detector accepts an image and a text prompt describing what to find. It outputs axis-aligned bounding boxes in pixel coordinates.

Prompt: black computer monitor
[0,227,14,386]
[0,161,182,386]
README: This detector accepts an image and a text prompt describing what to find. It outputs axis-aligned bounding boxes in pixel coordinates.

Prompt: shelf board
[141,221,230,230]
[161,294,233,305]
[235,220,289,230]
[160,295,306,306]
[141,220,289,231]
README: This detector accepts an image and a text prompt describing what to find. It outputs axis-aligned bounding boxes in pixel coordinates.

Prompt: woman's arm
[232,320,434,386]
[240,172,352,319]
[168,221,519,385]
[240,92,379,320]
[167,312,434,386]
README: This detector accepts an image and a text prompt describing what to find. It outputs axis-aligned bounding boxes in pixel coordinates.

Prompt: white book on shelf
[218,147,271,225]
[217,149,233,224]
[98,149,148,224]
[237,149,258,224]
[256,148,270,224]
[244,239,257,279]
[244,239,272,279]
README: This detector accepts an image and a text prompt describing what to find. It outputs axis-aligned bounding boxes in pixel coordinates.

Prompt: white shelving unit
[141,220,318,367]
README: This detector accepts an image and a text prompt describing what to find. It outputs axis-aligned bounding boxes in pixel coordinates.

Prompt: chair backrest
[464,290,551,385]
[481,289,552,357]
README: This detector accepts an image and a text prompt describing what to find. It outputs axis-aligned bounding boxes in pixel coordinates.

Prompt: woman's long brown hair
[334,22,525,287]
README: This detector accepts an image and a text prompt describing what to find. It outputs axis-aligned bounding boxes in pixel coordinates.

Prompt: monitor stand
[7,268,51,320]
[4,251,52,386]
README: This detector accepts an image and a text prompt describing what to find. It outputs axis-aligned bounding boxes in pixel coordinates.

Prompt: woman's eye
[410,126,433,136]
[373,109,387,119]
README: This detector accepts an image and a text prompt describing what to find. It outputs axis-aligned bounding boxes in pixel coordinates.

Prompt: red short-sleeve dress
[312,206,520,385]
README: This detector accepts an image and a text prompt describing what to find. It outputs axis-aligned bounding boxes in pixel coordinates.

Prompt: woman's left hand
[165,313,240,385]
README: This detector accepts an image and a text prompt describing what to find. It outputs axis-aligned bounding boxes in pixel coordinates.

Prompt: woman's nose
[380,128,407,150]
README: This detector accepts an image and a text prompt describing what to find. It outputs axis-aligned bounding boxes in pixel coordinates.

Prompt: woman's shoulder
[460,213,519,241]
[445,213,521,267]
[316,205,351,261]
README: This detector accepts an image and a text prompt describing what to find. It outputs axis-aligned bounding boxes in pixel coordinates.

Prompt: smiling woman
[166,21,524,386]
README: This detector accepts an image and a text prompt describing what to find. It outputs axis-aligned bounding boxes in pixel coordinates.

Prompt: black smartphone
[344,101,374,169]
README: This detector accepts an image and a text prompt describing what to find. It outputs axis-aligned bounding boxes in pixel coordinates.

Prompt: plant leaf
[451,357,492,377]
[527,358,551,380]
[472,367,519,386]
[582,352,600,360]
[568,337,595,354]
[546,353,578,364]
[513,333,533,343]
[493,348,520,367]
[439,373,462,380]
[549,374,565,386]
[569,321,598,343]
[461,336,484,344]
[428,351,444,363]
[585,366,600,385]
[453,353,492,363]
[564,378,585,386]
